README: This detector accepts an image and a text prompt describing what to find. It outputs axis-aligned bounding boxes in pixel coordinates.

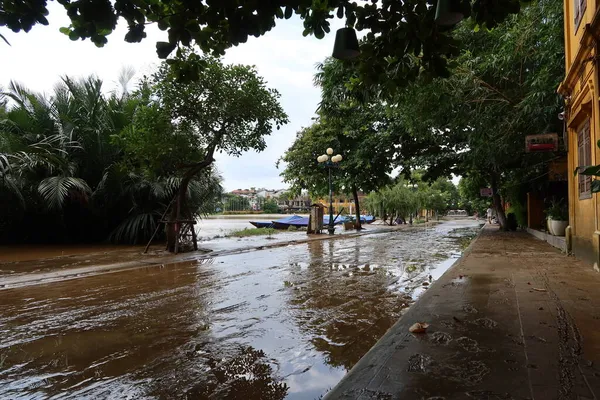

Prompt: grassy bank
[226,228,278,237]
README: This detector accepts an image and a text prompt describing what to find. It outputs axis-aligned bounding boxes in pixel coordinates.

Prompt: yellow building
[316,193,366,215]
[558,0,600,268]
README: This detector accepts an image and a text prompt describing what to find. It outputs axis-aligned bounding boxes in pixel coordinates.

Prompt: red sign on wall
[480,188,493,197]
[525,133,559,153]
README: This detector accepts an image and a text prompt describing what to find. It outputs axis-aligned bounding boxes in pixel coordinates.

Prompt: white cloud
[0,4,344,192]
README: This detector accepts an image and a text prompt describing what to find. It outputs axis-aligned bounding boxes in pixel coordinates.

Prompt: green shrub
[506,202,527,228]
[227,227,278,237]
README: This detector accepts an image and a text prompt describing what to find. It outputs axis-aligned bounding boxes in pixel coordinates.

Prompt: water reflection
[285,240,406,371]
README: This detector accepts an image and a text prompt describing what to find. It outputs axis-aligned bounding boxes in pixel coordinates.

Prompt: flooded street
[0,220,481,399]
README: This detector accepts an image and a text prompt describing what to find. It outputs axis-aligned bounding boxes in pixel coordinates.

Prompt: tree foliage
[280,58,396,228]
[457,175,489,216]
[364,181,418,224]
[2,0,524,86]
[262,199,280,214]
[153,51,288,157]
[389,0,564,229]
[364,177,459,224]
[150,50,287,251]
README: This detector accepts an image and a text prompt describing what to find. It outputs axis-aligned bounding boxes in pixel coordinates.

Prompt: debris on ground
[409,322,429,333]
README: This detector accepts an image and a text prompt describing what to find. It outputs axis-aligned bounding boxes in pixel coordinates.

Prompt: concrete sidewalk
[326,225,600,400]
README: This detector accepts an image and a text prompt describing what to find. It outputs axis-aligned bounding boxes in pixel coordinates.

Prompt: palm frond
[38,176,91,210]
[116,66,136,98]
[148,179,168,200]
[108,211,158,244]
[0,153,11,174]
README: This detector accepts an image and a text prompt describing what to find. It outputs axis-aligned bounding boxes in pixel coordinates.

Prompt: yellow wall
[560,0,600,265]
[316,196,366,214]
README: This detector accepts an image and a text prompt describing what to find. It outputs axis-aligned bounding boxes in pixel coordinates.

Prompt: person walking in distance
[486,206,493,224]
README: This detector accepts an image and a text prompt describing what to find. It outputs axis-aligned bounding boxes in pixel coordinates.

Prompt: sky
[0,3,345,192]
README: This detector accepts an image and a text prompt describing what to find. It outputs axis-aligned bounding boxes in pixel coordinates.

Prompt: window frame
[577,119,592,200]
[574,0,587,31]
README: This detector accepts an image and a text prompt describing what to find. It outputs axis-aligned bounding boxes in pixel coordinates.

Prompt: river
[0,219,481,399]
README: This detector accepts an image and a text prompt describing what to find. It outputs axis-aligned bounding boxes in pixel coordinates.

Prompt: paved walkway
[326,225,600,400]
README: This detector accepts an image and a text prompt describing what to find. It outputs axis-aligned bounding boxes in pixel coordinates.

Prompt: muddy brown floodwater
[0,220,481,399]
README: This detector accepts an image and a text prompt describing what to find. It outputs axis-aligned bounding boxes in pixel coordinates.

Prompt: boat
[323,215,348,226]
[322,215,376,225]
[285,217,310,228]
[271,215,307,229]
[249,220,274,228]
[250,214,375,230]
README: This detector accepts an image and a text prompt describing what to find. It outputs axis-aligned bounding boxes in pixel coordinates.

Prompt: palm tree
[0,75,226,245]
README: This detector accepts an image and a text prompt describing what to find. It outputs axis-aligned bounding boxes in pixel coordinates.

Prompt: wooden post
[144,198,175,254]
[174,223,180,254]
[192,223,198,250]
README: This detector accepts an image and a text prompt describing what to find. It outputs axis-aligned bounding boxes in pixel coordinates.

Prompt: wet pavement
[0,220,480,399]
[327,225,600,400]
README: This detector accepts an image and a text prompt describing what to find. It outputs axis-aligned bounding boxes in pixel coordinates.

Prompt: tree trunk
[166,168,196,252]
[166,150,217,252]
[352,184,362,230]
[490,173,507,231]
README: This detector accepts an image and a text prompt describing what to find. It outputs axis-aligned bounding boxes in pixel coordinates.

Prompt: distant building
[256,189,283,199]
[226,187,321,213]
[230,188,257,198]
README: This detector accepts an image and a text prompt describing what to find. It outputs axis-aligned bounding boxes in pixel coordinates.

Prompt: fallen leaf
[409,322,429,333]
[422,282,429,286]
[533,288,547,292]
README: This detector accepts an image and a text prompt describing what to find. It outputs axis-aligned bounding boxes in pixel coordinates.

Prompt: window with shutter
[575,0,587,29]
[578,120,592,199]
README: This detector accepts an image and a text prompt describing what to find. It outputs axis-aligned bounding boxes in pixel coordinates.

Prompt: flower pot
[546,217,554,235]
[549,219,568,237]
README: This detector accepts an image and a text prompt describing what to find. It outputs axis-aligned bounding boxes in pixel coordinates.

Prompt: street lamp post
[317,148,343,235]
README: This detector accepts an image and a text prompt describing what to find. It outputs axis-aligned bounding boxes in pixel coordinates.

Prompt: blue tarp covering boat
[286,217,310,227]
[271,215,306,229]
[363,215,376,224]
[251,214,375,230]
[323,215,349,225]
[323,215,376,225]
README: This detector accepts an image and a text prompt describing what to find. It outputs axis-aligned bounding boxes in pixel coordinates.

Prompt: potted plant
[545,199,568,236]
